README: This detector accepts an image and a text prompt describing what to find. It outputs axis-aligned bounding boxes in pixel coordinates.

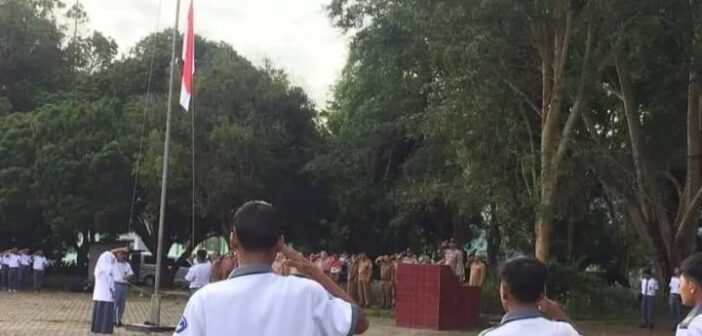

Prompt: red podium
[395,264,480,330]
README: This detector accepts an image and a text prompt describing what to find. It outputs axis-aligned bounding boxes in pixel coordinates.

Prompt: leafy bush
[480,262,640,320]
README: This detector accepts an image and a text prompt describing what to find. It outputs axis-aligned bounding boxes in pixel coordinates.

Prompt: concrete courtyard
[0,291,673,336]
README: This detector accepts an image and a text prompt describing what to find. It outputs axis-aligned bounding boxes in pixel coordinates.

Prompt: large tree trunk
[674,69,702,263]
[487,203,501,270]
[533,0,595,263]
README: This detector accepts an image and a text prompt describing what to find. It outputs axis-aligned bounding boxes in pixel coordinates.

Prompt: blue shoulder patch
[176,316,188,333]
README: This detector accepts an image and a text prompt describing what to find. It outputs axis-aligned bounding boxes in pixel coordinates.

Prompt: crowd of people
[0,248,49,292]
[7,203,702,336]
[205,240,489,309]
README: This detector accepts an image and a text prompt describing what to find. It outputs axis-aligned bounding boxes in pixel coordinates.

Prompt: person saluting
[174,201,369,336]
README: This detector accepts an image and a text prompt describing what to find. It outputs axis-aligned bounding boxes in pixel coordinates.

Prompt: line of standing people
[0,248,48,292]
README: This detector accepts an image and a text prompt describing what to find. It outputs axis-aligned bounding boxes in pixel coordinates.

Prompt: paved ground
[0,291,676,335]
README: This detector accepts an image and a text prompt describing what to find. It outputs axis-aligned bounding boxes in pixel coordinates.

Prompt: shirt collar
[500,307,543,325]
[228,263,274,279]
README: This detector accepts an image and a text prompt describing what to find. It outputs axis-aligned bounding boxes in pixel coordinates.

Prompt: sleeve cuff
[347,304,359,336]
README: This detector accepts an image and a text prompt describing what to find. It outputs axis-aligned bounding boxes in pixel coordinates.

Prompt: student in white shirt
[478,256,579,336]
[7,248,21,293]
[32,250,49,291]
[174,201,370,336]
[641,269,659,329]
[184,250,212,294]
[676,253,702,336]
[112,248,133,327]
[18,248,31,290]
[672,267,683,330]
[91,250,117,334]
[1,250,10,290]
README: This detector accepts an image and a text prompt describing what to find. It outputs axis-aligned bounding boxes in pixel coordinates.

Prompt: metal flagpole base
[125,324,176,333]
[125,294,176,333]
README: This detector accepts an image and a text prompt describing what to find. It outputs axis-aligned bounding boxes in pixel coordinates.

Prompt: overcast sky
[78,0,349,106]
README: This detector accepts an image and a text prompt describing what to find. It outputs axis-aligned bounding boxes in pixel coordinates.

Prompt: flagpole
[151,0,182,327]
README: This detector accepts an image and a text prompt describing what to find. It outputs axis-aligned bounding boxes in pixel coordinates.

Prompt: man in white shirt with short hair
[641,269,659,329]
[112,248,133,327]
[676,253,702,336]
[184,250,212,294]
[479,256,579,336]
[1,250,10,290]
[174,201,369,336]
[32,250,49,291]
[19,248,31,289]
[7,248,21,293]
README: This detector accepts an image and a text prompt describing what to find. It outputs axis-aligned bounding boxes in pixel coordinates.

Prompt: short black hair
[196,249,207,261]
[232,201,282,252]
[643,269,652,276]
[500,256,547,304]
[681,253,702,285]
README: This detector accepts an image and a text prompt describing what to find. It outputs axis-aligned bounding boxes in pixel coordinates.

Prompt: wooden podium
[395,264,480,330]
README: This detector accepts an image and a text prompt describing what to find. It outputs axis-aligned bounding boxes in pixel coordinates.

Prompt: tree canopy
[1,0,701,285]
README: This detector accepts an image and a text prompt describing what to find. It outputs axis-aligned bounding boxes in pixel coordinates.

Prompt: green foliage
[0,3,331,263]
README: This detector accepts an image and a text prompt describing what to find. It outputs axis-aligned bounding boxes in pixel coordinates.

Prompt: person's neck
[505,302,539,313]
[237,250,275,266]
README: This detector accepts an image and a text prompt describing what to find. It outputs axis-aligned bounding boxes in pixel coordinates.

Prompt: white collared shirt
[671,276,682,295]
[184,261,212,289]
[479,309,579,336]
[641,277,659,296]
[174,265,357,336]
[19,254,31,266]
[8,254,20,268]
[33,256,48,271]
[676,306,702,336]
[113,261,134,283]
[1,255,9,266]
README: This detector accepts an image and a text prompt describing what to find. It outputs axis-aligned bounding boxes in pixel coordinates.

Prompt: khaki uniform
[468,261,486,287]
[347,259,359,302]
[357,258,373,307]
[376,257,393,308]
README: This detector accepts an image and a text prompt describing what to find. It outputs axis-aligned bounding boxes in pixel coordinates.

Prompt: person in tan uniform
[375,255,394,309]
[390,255,397,306]
[357,253,373,308]
[347,255,359,302]
[468,255,487,287]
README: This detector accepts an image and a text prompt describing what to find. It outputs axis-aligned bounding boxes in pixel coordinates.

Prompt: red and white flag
[179,0,195,111]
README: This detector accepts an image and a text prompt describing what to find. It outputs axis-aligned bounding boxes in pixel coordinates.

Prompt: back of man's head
[196,249,207,262]
[500,256,547,305]
[232,201,282,253]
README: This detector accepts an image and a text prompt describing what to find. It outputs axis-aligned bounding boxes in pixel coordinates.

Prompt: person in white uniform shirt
[184,250,212,294]
[640,268,659,329]
[91,250,117,334]
[18,248,31,289]
[1,249,10,290]
[676,253,702,336]
[479,256,579,336]
[672,267,683,330]
[112,248,133,327]
[7,248,21,293]
[32,250,49,291]
[174,201,370,336]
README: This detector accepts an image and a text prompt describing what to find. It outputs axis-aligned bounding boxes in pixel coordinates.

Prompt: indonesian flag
[179,0,195,111]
